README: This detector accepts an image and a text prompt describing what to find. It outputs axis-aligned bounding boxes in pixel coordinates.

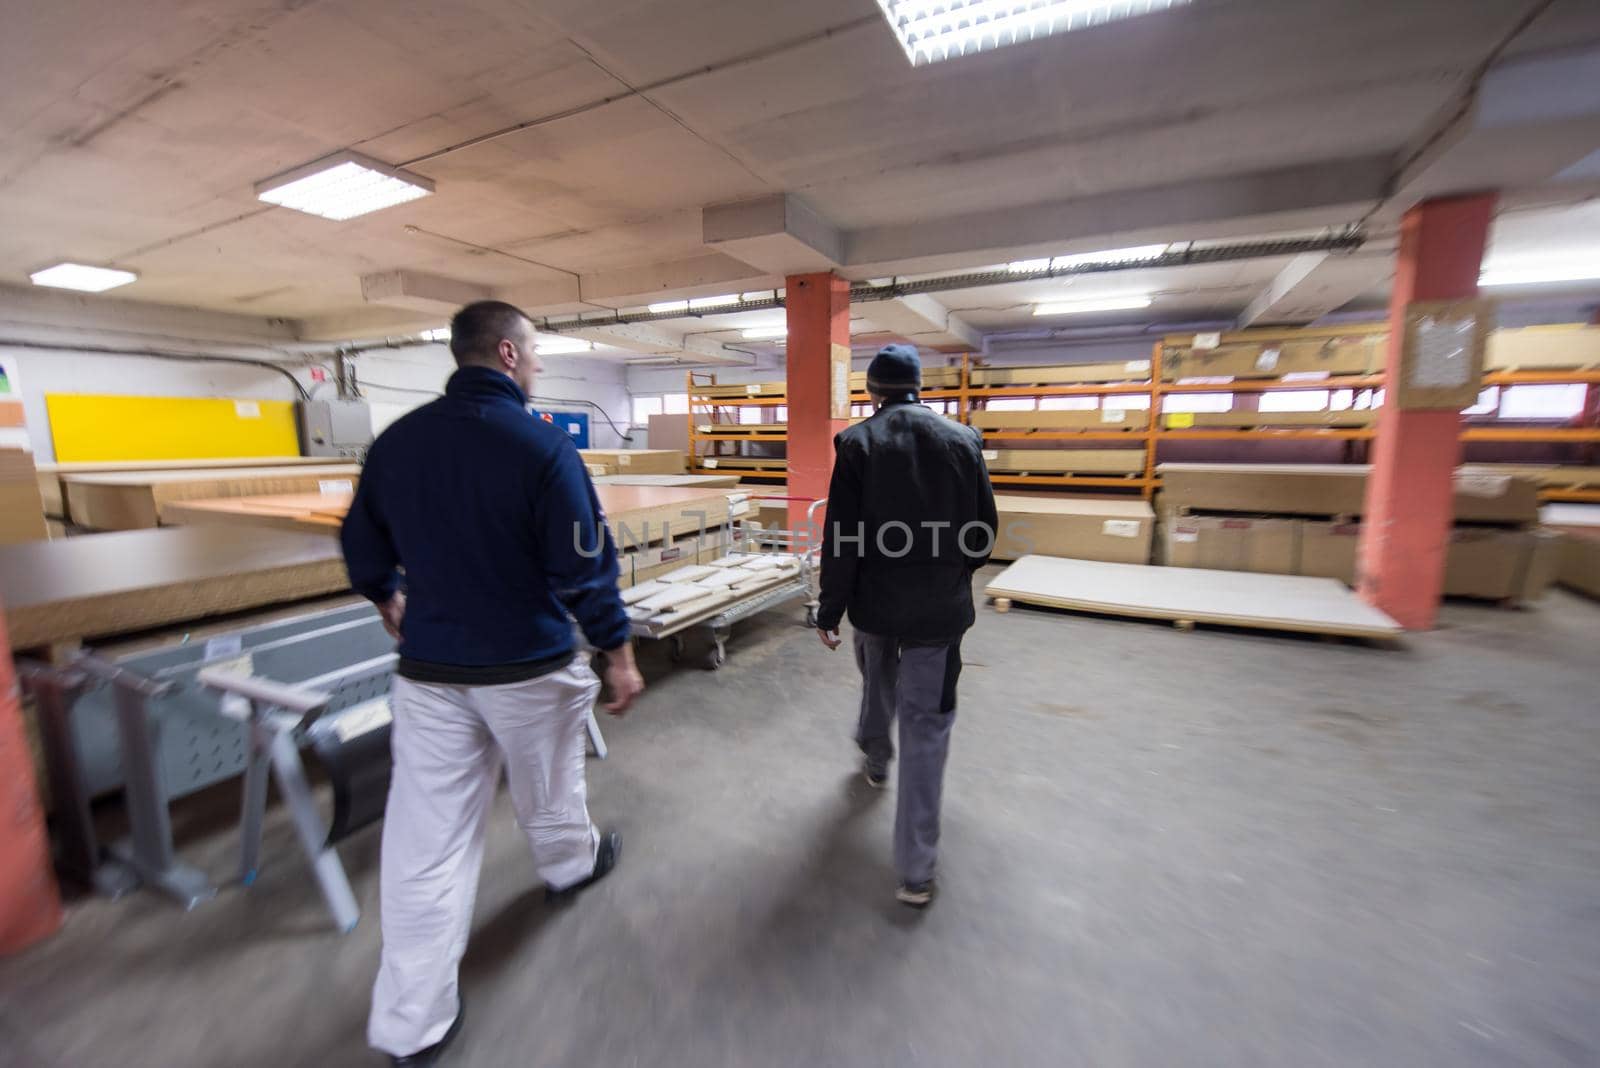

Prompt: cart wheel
[669,636,685,663]
[703,645,726,671]
[804,606,818,629]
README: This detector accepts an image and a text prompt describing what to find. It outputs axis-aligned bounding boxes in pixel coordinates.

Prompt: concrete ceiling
[2,0,1598,360]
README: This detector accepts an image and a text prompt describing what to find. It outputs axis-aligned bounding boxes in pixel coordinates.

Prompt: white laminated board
[985,555,1401,639]
[655,564,718,585]
[621,580,669,605]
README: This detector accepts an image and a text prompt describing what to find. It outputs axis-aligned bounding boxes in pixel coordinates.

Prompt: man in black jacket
[815,343,998,908]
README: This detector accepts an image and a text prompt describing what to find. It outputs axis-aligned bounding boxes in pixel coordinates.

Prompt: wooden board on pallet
[63,464,361,530]
[578,449,685,476]
[1161,333,1383,381]
[970,360,1152,386]
[698,456,787,471]
[0,526,350,649]
[36,457,350,519]
[983,449,1146,475]
[984,554,1402,640]
[160,492,351,535]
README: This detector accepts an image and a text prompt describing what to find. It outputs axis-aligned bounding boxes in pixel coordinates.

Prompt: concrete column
[1357,194,1495,629]
[784,272,851,530]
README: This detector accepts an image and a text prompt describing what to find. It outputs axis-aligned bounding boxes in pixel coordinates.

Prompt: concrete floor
[3,572,1599,1068]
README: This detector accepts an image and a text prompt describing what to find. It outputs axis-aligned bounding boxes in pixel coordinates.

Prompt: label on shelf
[1102,520,1142,538]
[1255,348,1281,371]
[729,498,751,517]
[319,478,354,495]
[203,634,243,661]
[1124,359,1151,373]
[697,424,712,433]
[982,450,999,461]
[1101,409,1127,423]
[1453,471,1511,498]
[1172,526,1200,543]
[746,384,762,395]
[1166,413,1195,428]
[619,454,632,466]
[703,458,719,469]
[1193,332,1221,351]
[234,400,261,419]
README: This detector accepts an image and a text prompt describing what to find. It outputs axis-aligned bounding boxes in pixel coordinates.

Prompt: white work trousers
[368,657,602,1057]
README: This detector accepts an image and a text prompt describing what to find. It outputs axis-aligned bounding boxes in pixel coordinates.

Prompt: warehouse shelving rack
[685,326,1600,501]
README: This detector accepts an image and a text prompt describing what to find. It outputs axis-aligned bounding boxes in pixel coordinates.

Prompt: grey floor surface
[2,573,1598,1068]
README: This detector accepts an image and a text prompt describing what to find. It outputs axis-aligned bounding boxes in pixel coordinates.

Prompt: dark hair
[449,300,532,367]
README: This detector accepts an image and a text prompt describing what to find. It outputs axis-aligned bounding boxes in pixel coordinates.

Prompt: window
[1461,386,1499,417]
[984,398,1038,412]
[740,406,765,424]
[1103,394,1151,410]
[1498,383,1586,420]
[1259,390,1331,413]
[631,396,662,424]
[774,406,788,422]
[662,392,689,415]
[1039,396,1099,411]
[1162,392,1233,414]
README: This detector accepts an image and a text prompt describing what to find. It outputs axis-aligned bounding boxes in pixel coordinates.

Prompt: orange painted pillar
[785,272,851,533]
[0,598,63,953]
[1357,193,1496,629]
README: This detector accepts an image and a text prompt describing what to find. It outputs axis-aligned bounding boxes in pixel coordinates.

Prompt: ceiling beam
[857,294,981,351]
[703,193,843,276]
[1236,249,1394,328]
[360,269,491,314]
[556,321,748,365]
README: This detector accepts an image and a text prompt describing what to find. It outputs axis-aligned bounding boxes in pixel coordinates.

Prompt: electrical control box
[297,399,374,458]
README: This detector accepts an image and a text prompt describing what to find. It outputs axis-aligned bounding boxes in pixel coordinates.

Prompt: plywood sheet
[36,457,350,518]
[1486,325,1600,370]
[1156,463,1539,524]
[985,555,1401,639]
[984,449,1146,474]
[593,473,742,488]
[970,409,1144,431]
[971,360,1151,386]
[160,493,351,535]
[64,465,360,530]
[993,494,1154,564]
[0,526,350,648]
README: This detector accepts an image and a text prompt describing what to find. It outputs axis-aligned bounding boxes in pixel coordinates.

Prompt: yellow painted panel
[45,394,301,462]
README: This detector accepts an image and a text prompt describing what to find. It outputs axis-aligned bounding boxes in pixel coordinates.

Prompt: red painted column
[785,272,851,533]
[0,599,63,953]
[1357,193,1496,629]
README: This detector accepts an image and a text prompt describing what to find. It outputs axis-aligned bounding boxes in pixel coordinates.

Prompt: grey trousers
[853,630,962,885]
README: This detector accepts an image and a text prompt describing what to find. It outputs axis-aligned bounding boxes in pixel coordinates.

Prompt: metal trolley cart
[628,496,825,669]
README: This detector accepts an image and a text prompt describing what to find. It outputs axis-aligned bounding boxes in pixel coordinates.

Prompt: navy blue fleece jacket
[340,365,630,665]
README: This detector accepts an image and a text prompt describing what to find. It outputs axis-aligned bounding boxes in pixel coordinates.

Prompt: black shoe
[546,830,622,904]
[896,880,935,909]
[391,999,463,1066]
[864,761,888,789]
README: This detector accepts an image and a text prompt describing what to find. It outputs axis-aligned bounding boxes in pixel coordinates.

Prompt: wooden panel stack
[63,464,361,530]
[578,449,686,476]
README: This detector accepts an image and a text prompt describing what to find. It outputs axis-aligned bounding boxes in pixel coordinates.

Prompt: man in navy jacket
[343,300,643,1066]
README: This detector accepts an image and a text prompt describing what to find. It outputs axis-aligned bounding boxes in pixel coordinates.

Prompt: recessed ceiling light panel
[1033,294,1153,315]
[29,262,138,292]
[256,150,433,221]
[878,0,1192,66]
[534,336,593,355]
[742,326,788,340]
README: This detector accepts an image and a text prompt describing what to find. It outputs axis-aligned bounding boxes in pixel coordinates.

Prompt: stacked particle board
[697,456,787,473]
[1540,504,1600,599]
[696,380,786,399]
[992,495,1153,563]
[984,449,1146,476]
[848,367,962,390]
[578,449,685,476]
[1474,465,1600,495]
[1157,464,1557,602]
[1160,409,1375,430]
[970,359,1152,386]
[1156,463,1540,524]
[592,473,742,488]
[0,449,50,546]
[985,555,1401,640]
[1485,325,1600,371]
[0,526,349,649]
[36,456,351,521]
[1161,328,1385,380]
[64,464,361,530]
[969,409,1145,432]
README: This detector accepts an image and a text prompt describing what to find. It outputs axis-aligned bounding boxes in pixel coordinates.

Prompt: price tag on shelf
[318,479,353,495]
[1166,413,1195,429]
[1124,359,1151,374]
[1101,409,1127,423]
[703,458,718,469]
[1255,348,1281,372]
[982,450,999,461]
[746,384,762,395]
[1192,332,1221,351]
[1102,520,1141,539]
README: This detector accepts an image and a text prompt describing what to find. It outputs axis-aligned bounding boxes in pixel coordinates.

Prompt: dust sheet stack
[1156,463,1561,604]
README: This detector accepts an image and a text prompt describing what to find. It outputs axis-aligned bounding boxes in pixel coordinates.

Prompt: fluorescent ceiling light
[534,336,593,355]
[878,0,1191,66]
[1033,294,1153,316]
[689,294,741,311]
[420,327,450,342]
[648,299,689,314]
[255,150,433,221]
[29,263,137,292]
[741,291,777,302]
[742,326,788,340]
[1007,244,1171,274]
[1479,261,1600,287]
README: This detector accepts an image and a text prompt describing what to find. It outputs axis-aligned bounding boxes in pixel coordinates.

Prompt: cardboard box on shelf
[1156,463,1540,525]
[1540,504,1600,599]
[578,449,685,476]
[993,495,1153,564]
[1161,515,1301,574]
